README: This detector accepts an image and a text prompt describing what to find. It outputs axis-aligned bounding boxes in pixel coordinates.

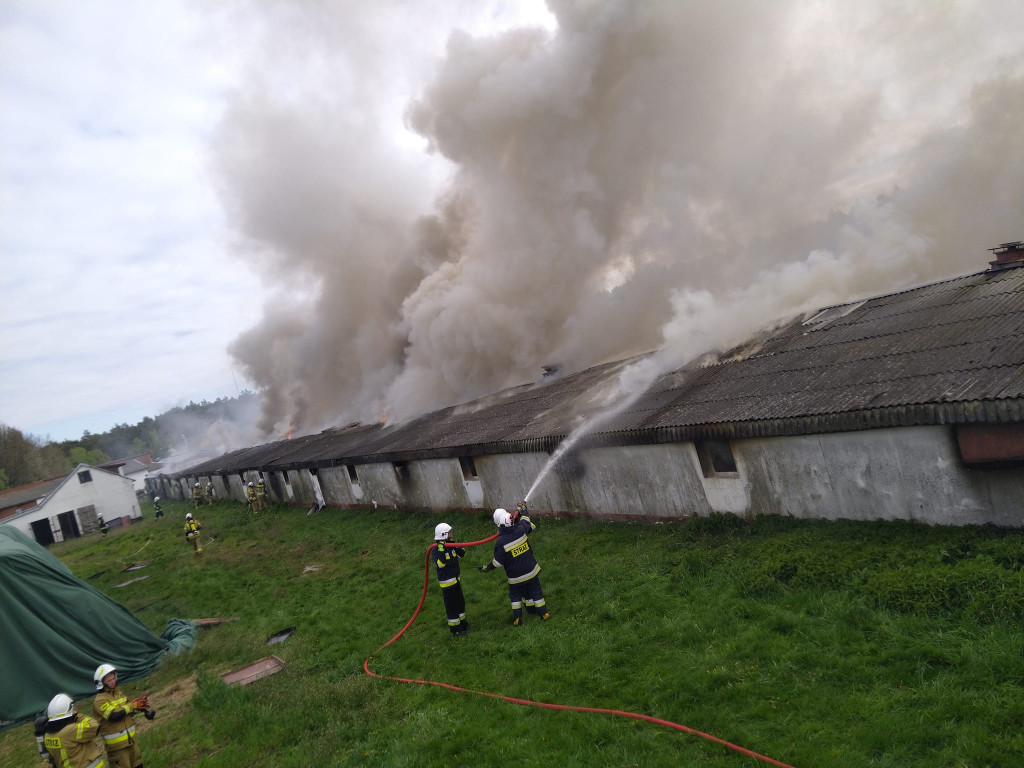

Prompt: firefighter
[245,481,258,515]
[190,482,203,509]
[204,483,214,505]
[478,503,550,625]
[97,516,109,536]
[433,523,469,636]
[92,664,149,768]
[34,715,56,766]
[42,693,105,768]
[183,513,202,556]
[255,477,268,512]
[152,497,163,519]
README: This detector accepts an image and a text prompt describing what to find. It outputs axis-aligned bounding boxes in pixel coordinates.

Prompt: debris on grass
[192,617,240,627]
[266,626,295,645]
[220,656,285,686]
[122,562,149,572]
[114,575,149,587]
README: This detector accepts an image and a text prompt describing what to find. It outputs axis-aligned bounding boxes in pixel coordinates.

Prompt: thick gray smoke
[214,0,1024,437]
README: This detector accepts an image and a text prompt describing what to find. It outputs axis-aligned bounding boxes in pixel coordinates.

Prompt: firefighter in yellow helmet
[183,513,202,556]
[43,693,105,768]
[92,664,150,768]
[245,481,258,515]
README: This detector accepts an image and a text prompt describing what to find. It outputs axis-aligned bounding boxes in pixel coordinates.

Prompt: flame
[379,414,388,424]
[287,430,292,439]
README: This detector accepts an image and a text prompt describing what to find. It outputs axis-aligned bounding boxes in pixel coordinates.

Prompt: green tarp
[0,526,197,728]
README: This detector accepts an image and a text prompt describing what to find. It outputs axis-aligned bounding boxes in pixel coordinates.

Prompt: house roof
[1,465,134,523]
[172,262,1024,477]
[0,477,66,511]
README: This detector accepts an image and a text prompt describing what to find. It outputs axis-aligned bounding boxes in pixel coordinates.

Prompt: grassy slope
[1,500,1021,768]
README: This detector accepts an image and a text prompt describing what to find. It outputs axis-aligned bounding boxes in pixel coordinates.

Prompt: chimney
[988,241,1024,271]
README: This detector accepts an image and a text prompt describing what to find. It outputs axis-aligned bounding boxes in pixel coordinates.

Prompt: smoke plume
[214,0,1024,437]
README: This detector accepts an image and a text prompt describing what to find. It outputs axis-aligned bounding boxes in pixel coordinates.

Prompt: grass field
[1,499,1021,767]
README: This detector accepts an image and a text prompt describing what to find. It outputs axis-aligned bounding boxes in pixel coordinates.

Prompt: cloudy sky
[2,0,1022,447]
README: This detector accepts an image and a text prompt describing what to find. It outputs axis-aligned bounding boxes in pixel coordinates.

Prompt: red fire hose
[364,535,797,768]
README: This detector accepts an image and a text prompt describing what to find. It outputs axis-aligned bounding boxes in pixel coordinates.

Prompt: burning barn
[151,244,1024,528]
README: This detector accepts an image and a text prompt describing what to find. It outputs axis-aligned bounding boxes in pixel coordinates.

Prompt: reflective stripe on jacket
[492,515,541,583]
[93,688,137,750]
[435,543,465,587]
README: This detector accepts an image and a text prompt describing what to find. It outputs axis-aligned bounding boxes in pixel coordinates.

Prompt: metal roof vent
[987,241,1024,271]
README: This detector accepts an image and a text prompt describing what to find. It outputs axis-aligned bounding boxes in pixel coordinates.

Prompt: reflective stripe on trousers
[101,725,135,744]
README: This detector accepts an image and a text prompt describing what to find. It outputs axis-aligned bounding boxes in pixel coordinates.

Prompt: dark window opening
[57,511,81,539]
[309,467,318,476]
[78,470,93,484]
[346,465,359,483]
[393,461,410,481]
[282,471,291,486]
[31,519,55,546]
[696,440,738,477]
[459,456,478,481]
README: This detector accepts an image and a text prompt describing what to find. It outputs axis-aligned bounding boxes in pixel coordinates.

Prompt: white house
[0,464,141,546]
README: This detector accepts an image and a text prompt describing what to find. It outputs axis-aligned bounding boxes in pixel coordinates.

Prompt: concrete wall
[162,424,1024,527]
[742,426,1024,527]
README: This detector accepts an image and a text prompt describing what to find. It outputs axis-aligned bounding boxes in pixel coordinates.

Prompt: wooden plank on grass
[220,656,285,686]
[192,617,240,627]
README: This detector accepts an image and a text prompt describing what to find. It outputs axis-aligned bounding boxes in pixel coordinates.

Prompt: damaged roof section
[177,264,1024,478]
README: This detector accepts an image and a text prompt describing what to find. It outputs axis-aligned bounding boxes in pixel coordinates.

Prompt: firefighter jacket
[435,542,466,588]
[184,519,201,540]
[246,485,257,503]
[204,485,213,501]
[92,687,139,755]
[491,515,541,584]
[191,486,202,502]
[45,715,105,768]
[256,481,267,498]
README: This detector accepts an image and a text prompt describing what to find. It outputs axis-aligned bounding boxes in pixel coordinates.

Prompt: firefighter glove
[131,697,149,712]
[144,709,156,720]
[477,563,491,573]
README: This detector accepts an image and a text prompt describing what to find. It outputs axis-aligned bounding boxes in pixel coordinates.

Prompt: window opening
[346,465,358,483]
[78,470,93,484]
[393,461,410,481]
[695,440,738,477]
[459,456,478,481]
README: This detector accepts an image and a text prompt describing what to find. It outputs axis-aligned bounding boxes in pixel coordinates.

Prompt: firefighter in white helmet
[433,523,469,636]
[190,482,202,509]
[152,496,164,519]
[204,482,214,505]
[478,503,550,625]
[42,693,105,768]
[183,513,202,556]
[245,481,258,515]
[92,664,149,768]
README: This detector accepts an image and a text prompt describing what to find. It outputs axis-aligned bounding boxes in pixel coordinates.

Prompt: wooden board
[220,656,285,686]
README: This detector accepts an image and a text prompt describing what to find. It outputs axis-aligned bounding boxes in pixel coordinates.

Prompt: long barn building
[151,243,1024,528]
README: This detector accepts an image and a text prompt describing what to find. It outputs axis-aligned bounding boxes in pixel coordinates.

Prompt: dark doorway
[57,511,81,540]
[31,519,55,546]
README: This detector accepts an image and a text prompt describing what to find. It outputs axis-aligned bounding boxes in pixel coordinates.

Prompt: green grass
[2,500,1021,767]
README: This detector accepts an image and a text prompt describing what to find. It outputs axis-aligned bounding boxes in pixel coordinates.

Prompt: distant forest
[0,391,259,491]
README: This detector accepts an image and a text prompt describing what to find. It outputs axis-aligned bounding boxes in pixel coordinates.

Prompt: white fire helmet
[46,693,75,721]
[185,513,193,520]
[248,481,254,487]
[493,508,513,527]
[434,523,452,541]
[93,664,116,691]
[153,496,160,502]
[194,482,200,488]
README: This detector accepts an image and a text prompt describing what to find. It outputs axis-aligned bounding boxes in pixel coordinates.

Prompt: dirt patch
[132,673,198,735]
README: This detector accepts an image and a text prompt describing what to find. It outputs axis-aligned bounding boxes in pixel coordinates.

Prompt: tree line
[0,392,258,491]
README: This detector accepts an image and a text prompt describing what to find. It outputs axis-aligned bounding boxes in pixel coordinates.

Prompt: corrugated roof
[172,264,1024,477]
[0,477,66,511]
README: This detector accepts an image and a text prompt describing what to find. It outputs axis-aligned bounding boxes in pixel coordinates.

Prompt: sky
[2,0,1022,449]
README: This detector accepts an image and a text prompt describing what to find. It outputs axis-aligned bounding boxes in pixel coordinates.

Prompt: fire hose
[363,533,797,768]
